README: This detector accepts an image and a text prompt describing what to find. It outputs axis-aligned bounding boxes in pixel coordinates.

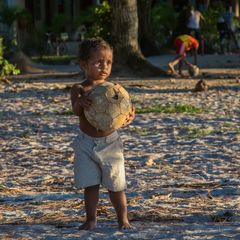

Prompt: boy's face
[81,47,113,81]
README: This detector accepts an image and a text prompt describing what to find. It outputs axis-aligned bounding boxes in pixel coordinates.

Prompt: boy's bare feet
[119,222,135,230]
[78,220,96,230]
[168,63,177,75]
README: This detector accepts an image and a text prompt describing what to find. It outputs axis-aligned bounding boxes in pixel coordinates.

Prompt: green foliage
[137,103,204,114]
[16,8,32,22]
[201,5,225,53]
[151,2,178,47]
[51,14,70,33]
[0,6,32,49]
[74,1,111,40]
[0,6,31,26]
[131,127,149,135]
[0,5,19,26]
[0,182,7,190]
[0,38,20,79]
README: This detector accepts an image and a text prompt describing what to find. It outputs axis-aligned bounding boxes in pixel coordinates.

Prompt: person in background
[217,16,228,53]
[187,5,205,54]
[222,5,240,52]
[168,34,199,76]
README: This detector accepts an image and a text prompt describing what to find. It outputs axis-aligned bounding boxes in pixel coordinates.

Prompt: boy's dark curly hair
[79,38,113,61]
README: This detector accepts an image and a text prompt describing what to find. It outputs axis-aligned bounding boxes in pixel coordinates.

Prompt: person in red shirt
[168,34,199,76]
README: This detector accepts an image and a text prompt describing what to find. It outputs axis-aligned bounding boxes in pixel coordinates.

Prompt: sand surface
[0,54,239,239]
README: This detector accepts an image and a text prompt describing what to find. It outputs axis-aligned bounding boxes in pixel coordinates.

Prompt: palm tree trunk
[110,0,167,77]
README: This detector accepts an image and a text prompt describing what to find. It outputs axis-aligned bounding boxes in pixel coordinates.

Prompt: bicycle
[45,32,68,56]
[55,32,68,56]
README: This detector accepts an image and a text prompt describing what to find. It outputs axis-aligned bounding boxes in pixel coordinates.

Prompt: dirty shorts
[175,38,186,56]
[71,130,126,192]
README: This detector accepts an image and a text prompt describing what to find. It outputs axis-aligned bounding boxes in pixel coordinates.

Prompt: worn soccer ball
[84,82,132,131]
[188,65,200,77]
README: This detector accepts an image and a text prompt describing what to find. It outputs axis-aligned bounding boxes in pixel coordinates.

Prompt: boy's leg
[168,54,185,75]
[108,190,133,230]
[79,184,100,230]
[231,31,239,50]
[220,32,225,53]
[178,59,183,75]
[168,57,180,75]
[226,31,231,53]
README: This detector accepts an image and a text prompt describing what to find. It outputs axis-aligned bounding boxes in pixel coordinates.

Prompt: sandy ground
[0,54,240,239]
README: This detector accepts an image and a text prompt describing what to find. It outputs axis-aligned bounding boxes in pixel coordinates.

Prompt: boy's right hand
[78,95,92,109]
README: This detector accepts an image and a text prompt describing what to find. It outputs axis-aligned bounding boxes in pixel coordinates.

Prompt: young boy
[168,34,199,76]
[70,38,135,230]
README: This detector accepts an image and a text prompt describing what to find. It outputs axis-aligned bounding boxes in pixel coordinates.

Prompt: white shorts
[71,130,126,192]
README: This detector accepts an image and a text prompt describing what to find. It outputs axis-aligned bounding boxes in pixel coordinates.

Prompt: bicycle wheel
[59,42,68,56]
[46,43,53,55]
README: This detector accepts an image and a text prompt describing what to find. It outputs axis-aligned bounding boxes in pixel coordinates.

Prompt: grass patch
[131,127,150,135]
[222,122,234,128]
[182,125,215,139]
[56,104,205,117]
[137,103,204,114]
[220,122,240,133]
[0,183,7,191]
[31,55,78,65]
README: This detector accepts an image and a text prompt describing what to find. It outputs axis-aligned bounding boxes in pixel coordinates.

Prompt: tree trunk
[234,0,239,17]
[12,51,46,73]
[137,0,160,56]
[110,0,167,77]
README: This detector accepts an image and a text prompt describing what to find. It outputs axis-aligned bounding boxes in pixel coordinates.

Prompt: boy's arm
[71,84,83,116]
[71,84,91,116]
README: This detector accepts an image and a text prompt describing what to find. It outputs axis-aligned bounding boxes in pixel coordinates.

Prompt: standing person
[217,16,228,53]
[70,38,135,230]
[187,5,205,41]
[168,34,199,76]
[187,5,205,54]
[222,5,239,52]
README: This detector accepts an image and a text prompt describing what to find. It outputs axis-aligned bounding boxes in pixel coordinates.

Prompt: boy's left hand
[122,106,135,128]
